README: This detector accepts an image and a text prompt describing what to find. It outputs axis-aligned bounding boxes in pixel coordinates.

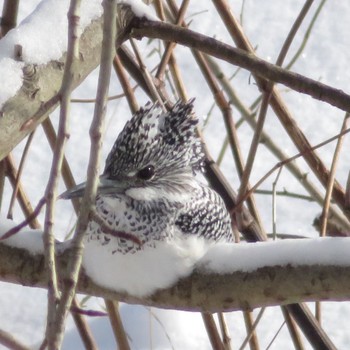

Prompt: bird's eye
[137,165,155,180]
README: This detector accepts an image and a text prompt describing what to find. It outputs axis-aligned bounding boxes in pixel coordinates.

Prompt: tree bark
[1,240,349,313]
[0,16,103,160]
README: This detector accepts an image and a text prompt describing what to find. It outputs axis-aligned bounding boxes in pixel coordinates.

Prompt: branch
[0,15,104,160]
[128,18,350,114]
[1,238,350,313]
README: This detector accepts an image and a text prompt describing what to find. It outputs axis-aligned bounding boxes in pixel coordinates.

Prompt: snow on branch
[0,2,103,160]
[0,233,350,312]
[2,0,350,161]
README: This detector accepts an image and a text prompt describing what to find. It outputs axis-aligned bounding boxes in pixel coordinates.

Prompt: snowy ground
[1,0,350,349]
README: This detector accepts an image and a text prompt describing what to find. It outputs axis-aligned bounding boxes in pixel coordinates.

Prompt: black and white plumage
[62,100,233,295]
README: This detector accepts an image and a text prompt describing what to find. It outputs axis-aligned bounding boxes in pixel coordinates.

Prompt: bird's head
[62,100,205,200]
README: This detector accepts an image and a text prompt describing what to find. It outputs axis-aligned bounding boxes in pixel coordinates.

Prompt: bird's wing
[174,185,233,241]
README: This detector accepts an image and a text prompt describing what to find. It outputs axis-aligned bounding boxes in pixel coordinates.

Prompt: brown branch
[210,0,347,224]
[0,328,30,350]
[320,113,350,236]
[49,2,118,350]
[44,0,84,346]
[128,18,350,113]
[105,300,131,350]
[0,197,46,240]
[0,240,350,313]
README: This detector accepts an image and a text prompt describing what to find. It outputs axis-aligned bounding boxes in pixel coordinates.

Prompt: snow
[83,234,212,297]
[62,305,214,350]
[1,0,350,349]
[202,238,350,274]
[0,58,23,106]
[117,0,158,21]
[1,213,349,298]
[0,214,44,254]
[0,0,102,107]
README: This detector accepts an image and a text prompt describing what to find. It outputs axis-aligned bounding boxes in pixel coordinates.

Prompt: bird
[61,100,233,296]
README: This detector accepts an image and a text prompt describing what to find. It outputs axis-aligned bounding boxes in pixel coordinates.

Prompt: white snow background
[0,0,350,349]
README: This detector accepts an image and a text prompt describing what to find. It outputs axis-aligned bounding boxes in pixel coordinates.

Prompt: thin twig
[211,0,347,222]
[285,0,327,70]
[218,313,232,350]
[113,54,139,112]
[320,113,350,236]
[235,127,350,212]
[255,189,314,202]
[155,0,190,79]
[205,55,350,232]
[239,308,265,350]
[71,88,140,103]
[164,2,245,345]
[346,172,350,209]
[281,307,305,350]
[105,300,131,350]
[0,197,46,240]
[237,0,314,208]
[44,1,84,347]
[0,328,30,350]
[202,313,225,350]
[46,1,118,349]
[317,112,349,323]
[70,304,107,317]
[265,321,286,350]
[42,119,98,349]
[7,131,36,220]
[4,155,41,228]
[242,311,260,350]
[70,298,99,349]
[129,38,165,108]
[212,2,337,349]
[272,167,283,240]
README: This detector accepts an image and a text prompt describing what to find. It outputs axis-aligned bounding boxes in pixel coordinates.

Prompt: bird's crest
[104,100,205,180]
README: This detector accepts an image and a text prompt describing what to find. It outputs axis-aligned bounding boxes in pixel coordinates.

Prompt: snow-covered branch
[1,236,349,312]
[0,15,103,160]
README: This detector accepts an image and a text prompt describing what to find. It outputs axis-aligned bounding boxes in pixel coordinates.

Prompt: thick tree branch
[0,240,349,313]
[0,16,103,160]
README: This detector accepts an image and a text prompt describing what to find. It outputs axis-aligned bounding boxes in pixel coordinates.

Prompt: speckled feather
[104,100,204,180]
[87,100,233,254]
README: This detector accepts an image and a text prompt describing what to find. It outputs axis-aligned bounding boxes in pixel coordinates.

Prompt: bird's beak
[60,175,127,200]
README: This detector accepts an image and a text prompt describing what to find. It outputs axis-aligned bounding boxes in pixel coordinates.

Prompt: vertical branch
[44,0,83,346]
[316,112,349,323]
[0,0,20,37]
[211,1,338,349]
[205,55,350,232]
[320,113,350,236]
[113,55,139,112]
[7,132,35,219]
[237,0,314,207]
[42,118,98,349]
[155,0,190,80]
[202,313,225,350]
[45,0,117,349]
[211,0,347,217]
[242,311,260,350]
[0,328,30,350]
[105,300,131,350]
